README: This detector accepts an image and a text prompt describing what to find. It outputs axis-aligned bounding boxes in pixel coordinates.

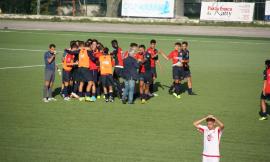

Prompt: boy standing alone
[43,44,57,102]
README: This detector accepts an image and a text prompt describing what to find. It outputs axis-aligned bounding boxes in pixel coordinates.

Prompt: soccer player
[111,40,124,98]
[65,41,94,102]
[122,48,140,104]
[43,44,57,102]
[160,42,184,99]
[182,41,196,95]
[99,47,114,102]
[134,45,152,104]
[259,59,270,120]
[193,115,224,162]
[70,41,80,99]
[87,39,101,102]
[146,39,161,97]
[62,42,78,101]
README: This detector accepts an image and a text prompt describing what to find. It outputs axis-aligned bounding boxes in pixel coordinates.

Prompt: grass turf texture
[0,30,270,162]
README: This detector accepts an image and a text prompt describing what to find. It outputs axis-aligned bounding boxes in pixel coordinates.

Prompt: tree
[175,0,184,18]
[106,0,121,17]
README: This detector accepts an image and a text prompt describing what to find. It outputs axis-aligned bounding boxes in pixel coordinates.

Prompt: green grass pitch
[0,29,270,162]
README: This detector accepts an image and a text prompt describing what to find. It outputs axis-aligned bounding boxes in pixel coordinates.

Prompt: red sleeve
[167,51,174,59]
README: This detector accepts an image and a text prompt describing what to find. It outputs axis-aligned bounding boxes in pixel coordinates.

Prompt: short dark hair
[91,39,98,44]
[139,44,146,49]
[206,118,215,123]
[78,41,85,46]
[175,42,181,46]
[49,44,56,49]
[85,41,90,47]
[70,42,78,49]
[150,39,156,44]
[111,39,118,44]
[87,39,92,43]
[70,40,76,47]
[182,41,188,46]
[130,43,138,47]
[265,59,270,68]
[103,47,109,54]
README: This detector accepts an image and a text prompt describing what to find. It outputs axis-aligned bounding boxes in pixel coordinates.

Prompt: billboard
[265,1,270,21]
[200,2,255,22]
[121,0,175,18]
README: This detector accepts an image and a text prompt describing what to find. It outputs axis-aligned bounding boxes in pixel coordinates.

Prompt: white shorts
[202,156,220,162]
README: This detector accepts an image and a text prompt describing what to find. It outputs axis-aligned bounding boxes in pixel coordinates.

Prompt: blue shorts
[79,67,91,82]
[139,72,152,84]
[101,74,114,87]
[89,70,98,82]
[151,67,157,78]
[172,66,184,80]
[62,70,72,82]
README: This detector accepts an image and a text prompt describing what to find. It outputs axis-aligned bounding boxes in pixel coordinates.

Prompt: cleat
[64,97,70,101]
[109,96,114,103]
[141,99,146,104]
[85,96,92,102]
[109,98,114,103]
[188,92,197,95]
[176,95,181,99]
[48,98,57,101]
[259,117,268,121]
[79,97,85,101]
[42,98,49,103]
[173,93,178,98]
[148,93,154,97]
[152,93,158,97]
[122,99,127,104]
[97,95,101,99]
[103,95,106,99]
[71,92,80,99]
[91,96,97,102]
[105,98,109,102]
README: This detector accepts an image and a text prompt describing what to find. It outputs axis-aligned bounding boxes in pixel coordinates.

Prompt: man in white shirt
[193,115,225,162]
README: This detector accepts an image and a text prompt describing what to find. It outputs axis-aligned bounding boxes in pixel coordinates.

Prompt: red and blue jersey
[147,47,158,68]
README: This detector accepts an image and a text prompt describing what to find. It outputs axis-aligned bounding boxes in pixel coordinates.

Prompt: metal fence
[0,0,267,20]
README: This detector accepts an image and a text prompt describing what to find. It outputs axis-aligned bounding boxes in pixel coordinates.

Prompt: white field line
[0,64,44,70]
[1,29,270,45]
[0,47,44,52]
[0,63,62,70]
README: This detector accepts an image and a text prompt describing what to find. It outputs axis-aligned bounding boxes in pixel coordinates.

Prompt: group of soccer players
[43,39,196,104]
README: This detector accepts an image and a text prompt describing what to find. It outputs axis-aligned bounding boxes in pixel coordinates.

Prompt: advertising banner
[200,2,255,22]
[121,0,175,18]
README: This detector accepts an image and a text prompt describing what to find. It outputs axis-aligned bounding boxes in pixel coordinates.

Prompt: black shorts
[101,74,114,87]
[71,68,80,82]
[172,66,184,80]
[89,69,98,82]
[139,72,152,84]
[79,67,91,82]
[113,67,123,79]
[62,70,72,82]
[151,67,157,78]
[261,92,270,100]
[183,70,191,78]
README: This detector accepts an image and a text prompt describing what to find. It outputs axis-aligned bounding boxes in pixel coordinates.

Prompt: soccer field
[0,29,270,162]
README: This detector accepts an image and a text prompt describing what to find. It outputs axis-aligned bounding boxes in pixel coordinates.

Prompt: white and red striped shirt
[198,125,222,158]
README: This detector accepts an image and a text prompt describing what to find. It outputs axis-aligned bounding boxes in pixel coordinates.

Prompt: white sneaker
[152,93,159,97]
[71,92,79,99]
[42,98,49,103]
[64,97,70,101]
[48,98,57,101]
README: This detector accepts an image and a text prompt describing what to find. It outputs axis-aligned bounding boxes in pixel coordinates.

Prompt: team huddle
[43,39,195,104]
